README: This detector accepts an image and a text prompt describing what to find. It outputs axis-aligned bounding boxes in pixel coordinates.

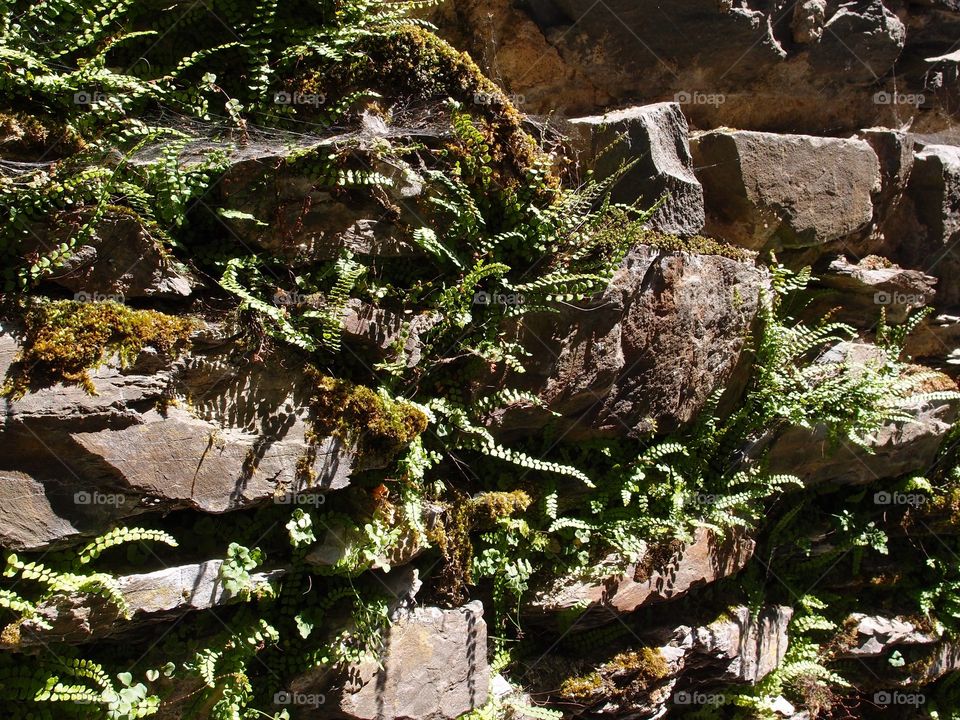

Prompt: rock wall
[3,1,960,719]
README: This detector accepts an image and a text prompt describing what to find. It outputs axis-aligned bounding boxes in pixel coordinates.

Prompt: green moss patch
[304,367,428,463]
[4,300,196,398]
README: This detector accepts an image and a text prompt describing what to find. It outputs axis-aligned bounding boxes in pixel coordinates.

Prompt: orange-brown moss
[3,300,196,398]
[304,367,428,463]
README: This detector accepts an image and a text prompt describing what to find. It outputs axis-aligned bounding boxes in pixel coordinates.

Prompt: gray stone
[20,212,198,299]
[692,130,881,251]
[904,144,960,305]
[7,560,283,647]
[0,325,357,548]
[292,602,489,720]
[566,103,705,236]
[768,396,957,486]
[216,147,424,264]
[809,255,937,326]
[838,614,939,657]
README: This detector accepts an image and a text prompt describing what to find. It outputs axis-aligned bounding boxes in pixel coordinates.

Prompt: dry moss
[468,490,532,528]
[3,300,196,398]
[304,367,428,463]
[605,648,670,683]
[291,25,543,182]
[560,647,670,704]
[559,671,604,699]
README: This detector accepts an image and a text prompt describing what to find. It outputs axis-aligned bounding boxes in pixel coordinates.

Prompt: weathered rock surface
[807,255,937,326]
[767,396,957,487]
[0,324,355,549]
[511,245,764,438]
[565,103,705,236]
[691,130,881,251]
[899,144,960,306]
[531,529,755,626]
[22,212,198,299]
[431,0,960,134]
[554,605,792,717]
[6,560,283,648]
[291,601,489,720]
[215,143,424,264]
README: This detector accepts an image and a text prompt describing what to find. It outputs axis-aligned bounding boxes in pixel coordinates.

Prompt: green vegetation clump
[4,300,196,397]
[559,648,669,702]
[304,366,428,462]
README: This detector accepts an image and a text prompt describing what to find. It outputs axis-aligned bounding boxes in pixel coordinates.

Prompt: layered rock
[290,601,489,720]
[532,529,755,627]
[0,323,354,550]
[5,560,283,648]
[431,0,960,134]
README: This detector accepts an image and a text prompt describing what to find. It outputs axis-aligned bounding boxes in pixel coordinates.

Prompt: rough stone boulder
[806,255,937,326]
[682,605,794,685]
[831,613,960,688]
[510,244,764,438]
[565,103,705,236]
[900,144,960,306]
[290,601,489,720]
[691,130,881,251]
[553,605,792,717]
[531,529,755,627]
[5,560,283,648]
[768,395,957,486]
[215,136,425,264]
[431,0,959,133]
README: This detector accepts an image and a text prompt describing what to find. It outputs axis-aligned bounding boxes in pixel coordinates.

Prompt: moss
[291,25,542,183]
[559,671,604,699]
[559,647,670,704]
[636,228,754,261]
[304,366,428,463]
[604,648,670,684]
[0,111,84,159]
[3,300,196,398]
[468,490,532,528]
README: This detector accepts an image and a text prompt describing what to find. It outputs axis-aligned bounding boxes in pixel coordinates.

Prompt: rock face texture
[515,245,764,438]
[692,130,882,251]
[432,0,960,134]
[6,2,960,718]
[565,103,705,236]
[0,324,352,550]
[532,529,755,626]
[292,602,489,720]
